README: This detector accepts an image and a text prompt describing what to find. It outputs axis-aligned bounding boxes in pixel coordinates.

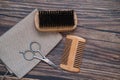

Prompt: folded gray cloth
[0,9,62,78]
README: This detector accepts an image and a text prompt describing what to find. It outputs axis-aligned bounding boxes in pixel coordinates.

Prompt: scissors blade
[41,58,58,69]
[33,55,58,69]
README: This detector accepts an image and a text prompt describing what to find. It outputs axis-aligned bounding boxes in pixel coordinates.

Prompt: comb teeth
[39,10,74,28]
[60,35,86,72]
[74,41,85,68]
[61,38,72,65]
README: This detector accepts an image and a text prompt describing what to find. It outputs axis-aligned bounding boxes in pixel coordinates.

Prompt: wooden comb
[60,35,86,72]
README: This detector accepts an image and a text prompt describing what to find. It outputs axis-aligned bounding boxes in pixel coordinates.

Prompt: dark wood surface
[0,0,120,80]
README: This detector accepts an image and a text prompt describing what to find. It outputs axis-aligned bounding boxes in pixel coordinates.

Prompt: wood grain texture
[0,0,120,80]
[0,76,38,80]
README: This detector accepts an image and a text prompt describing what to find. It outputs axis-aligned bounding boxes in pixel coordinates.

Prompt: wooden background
[0,0,120,80]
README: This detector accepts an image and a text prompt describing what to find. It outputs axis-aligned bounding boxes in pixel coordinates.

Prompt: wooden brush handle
[60,35,86,72]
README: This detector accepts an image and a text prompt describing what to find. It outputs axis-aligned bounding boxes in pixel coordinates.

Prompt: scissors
[19,42,58,69]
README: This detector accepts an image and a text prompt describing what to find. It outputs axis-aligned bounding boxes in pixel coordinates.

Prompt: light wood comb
[60,35,86,72]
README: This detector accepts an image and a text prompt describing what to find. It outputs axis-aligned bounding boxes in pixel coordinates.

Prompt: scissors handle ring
[23,50,35,61]
[30,42,41,52]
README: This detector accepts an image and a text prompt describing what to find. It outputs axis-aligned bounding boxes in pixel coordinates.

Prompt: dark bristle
[39,10,74,28]
[74,41,85,68]
[61,38,72,65]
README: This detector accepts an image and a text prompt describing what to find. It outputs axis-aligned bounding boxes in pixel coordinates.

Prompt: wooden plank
[0,76,38,80]
[0,0,120,80]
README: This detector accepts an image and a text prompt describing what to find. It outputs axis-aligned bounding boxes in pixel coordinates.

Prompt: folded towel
[0,9,62,78]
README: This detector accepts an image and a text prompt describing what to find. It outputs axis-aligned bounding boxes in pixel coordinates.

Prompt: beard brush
[34,10,77,32]
[60,35,86,72]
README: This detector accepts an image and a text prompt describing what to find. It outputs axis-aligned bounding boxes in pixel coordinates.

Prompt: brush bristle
[61,38,72,65]
[74,41,85,68]
[39,10,74,27]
